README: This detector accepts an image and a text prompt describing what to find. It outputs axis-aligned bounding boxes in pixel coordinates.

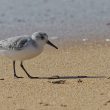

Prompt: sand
[0,39,110,110]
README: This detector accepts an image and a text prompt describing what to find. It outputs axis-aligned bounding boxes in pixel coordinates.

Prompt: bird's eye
[40,36,45,40]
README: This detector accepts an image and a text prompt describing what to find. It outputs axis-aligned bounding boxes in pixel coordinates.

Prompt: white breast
[3,44,43,60]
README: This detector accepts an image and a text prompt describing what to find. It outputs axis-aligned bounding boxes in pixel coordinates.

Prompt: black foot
[14,74,24,79]
[27,75,39,79]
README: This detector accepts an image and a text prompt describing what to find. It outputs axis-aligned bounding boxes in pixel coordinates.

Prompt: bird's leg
[20,61,39,79]
[13,61,23,78]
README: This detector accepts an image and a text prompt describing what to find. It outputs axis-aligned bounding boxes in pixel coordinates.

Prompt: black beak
[47,40,58,49]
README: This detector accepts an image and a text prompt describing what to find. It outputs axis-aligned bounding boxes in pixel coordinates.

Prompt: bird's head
[32,32,58,49]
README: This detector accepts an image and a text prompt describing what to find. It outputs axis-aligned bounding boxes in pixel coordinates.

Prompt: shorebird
[0,32,58,79]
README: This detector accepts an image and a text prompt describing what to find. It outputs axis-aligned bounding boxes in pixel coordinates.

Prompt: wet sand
[0,39,110,110]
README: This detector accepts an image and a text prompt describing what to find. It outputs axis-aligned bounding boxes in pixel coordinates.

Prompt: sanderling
[0,32,58,79]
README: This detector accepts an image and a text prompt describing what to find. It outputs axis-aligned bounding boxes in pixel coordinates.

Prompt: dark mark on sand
[39,102,50,106]
[48,80,66,84]
[60,104,67,107]
[100,93,104,95]
[0,78,4,80]
[104,100,110,106]
[7,96,12,99]
[78,79,83,83]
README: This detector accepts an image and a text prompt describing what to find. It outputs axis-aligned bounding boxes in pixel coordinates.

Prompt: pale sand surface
[0,40,110,110]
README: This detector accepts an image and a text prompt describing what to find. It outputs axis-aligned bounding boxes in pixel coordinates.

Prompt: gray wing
[0,35,31,50]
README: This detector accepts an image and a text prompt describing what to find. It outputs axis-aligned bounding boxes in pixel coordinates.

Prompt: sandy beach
[0,0,110,110]
[0,39,110,110]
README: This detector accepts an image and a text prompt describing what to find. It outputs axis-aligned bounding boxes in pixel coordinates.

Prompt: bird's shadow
[37,75,107,79]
